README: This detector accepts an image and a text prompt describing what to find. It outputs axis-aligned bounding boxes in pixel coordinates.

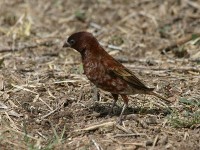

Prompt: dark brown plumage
[63,31,170,123]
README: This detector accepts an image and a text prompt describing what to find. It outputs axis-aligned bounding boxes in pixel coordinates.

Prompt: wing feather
[103,57,153,91]
[111,67,152,90]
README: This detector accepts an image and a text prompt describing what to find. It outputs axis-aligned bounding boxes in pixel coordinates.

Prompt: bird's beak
[63,41,70,48]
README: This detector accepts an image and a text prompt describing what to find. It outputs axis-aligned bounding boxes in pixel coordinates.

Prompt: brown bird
[63,31,170,124]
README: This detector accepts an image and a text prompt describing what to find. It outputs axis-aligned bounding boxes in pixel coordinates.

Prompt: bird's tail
[148,91,171,104]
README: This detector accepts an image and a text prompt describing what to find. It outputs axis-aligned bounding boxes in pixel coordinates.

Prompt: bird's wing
[112,67,152,89]
[104,58,153,91]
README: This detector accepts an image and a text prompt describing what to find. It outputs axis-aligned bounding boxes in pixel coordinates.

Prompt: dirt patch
[0,0,200,149]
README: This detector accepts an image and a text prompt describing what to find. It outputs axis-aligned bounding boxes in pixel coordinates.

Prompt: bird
[63,31,171,124]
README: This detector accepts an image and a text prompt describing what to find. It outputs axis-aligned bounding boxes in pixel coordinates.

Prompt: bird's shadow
[90,102,171,118]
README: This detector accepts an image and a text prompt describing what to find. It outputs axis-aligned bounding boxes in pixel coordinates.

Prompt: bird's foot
[108,103,120,116]
[108,108,113,116]
[92,87,100,101]
[117,114,125,125]
[116,117,123,125]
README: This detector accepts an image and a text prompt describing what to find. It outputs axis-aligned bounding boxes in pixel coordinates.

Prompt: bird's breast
[83,60,105,83]
[83,60,129,94]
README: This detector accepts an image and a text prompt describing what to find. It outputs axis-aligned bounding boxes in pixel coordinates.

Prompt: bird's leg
[118,95,129,125]
[92,86,100,101]
[108,94,118,115]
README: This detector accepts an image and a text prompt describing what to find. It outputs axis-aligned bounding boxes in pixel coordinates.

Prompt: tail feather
[149,91,171,104]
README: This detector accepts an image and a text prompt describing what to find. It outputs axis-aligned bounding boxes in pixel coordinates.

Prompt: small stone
[146,140,153,146]
[35,119,41,124]
[165,143,172,149]
[158,135,168,145]
[145,115,157,125]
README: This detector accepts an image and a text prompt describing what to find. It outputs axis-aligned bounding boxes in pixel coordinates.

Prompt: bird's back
[83,47,154,94]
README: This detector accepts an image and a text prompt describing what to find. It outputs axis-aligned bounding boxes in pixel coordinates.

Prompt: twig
[110,137,145,147]
[39,97,53,111]
[41,102,64,119]
[183,132,189,141]
[11,84,38,94]
[47,88,56,99]
[91,139,103,150]
[116,58,154,64]
[54,80,83,83]
[115,124,132,134]
[74,121,115,132]
[37,131,47,140]
[151,135,159,149]
[113,133,147,138]
[107,44,122,51]
[184,0,200,10]
[4,112,19,130]
[54,79,88,84]
[90,22,102,30]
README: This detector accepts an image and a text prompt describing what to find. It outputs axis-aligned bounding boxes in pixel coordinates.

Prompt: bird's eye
[69,39,75,45]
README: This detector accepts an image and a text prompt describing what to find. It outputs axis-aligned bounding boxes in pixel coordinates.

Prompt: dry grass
[0,0,200,149]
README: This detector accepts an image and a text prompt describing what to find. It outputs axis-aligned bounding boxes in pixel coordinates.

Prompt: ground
[0,0,200,150]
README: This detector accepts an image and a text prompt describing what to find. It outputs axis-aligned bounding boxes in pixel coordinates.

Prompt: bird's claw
[116,118,123,125]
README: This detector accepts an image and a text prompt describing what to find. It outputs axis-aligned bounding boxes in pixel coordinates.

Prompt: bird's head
[63,31,99,55]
